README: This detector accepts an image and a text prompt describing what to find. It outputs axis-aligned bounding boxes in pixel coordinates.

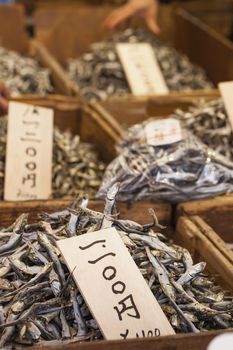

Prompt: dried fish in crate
[0,47,54,96]
[0,117,105,199]
[97,119,233,203]
[173,99,233,161]
[0,184,232,348]
[68,28,213,100]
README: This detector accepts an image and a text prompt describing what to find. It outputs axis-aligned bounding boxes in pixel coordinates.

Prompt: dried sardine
[0,47,53,96]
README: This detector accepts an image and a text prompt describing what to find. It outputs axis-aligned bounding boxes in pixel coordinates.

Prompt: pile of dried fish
[0,47,53,95]
[68,28,213,100]
[0,117,105,199]
[97,119,233,202]
[173,99,233,160]
[0,184,232,348]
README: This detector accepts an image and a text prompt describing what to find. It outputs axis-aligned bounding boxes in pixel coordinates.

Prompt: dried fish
[0,117,105,199]
[97,118,233,202]
[0,47,54,96]
[0,184,232,348]
[174,99,233,161]
[68,28,213,100]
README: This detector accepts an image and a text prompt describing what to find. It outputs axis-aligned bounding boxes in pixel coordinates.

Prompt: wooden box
[0,4,75,95]
[3,95,118,203]
[33,4,222,97]
[0,199,231,350]
[177,195,233,264]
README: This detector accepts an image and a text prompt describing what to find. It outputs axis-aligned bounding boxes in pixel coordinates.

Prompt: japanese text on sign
[57,228,174,340]
[219,81,233,130]
[145,118,182,146]
[4,102,53,201]
[116,43,169,96]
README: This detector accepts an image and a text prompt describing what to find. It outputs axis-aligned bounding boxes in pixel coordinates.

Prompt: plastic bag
[97,117,233,203]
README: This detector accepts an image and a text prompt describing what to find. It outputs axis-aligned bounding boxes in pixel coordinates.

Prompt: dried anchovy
[97,120,233,203]
[68,28,213,100]
[0,184,232,348]
[173,99,233,161]
[0,117,105,199]
[0,47,54,96]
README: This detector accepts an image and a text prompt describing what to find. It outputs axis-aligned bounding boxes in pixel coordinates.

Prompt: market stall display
[0,184,232,348]
[68,29,213,100]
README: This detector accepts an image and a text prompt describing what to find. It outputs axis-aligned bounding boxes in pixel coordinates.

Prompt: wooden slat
[175,9,233,84]
[177,194,233,244]
[189,216,233,265]
[31,40,77,96]
[88,101,124,137]
[99,91,219,129]
[175,216,233,290]
[80,104,119,162]
[147,90,220,116]
[0,200,172,231]
[28,330,232,350]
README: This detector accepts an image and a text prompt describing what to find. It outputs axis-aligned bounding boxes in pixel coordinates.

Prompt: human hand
[104,0,160,35]
[0,81,10,116]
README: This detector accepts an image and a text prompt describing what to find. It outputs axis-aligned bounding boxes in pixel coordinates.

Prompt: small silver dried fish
[0,117,105,199]
[68,28,213,100]
[173,99,233,161]
[0,184,232,348]
[0,47,54,96]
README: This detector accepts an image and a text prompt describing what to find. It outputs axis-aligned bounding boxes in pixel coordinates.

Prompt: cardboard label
[145,118,182,146]
[219,81,233,130]
[57,228,174,340]
[116,43,169,96]
[4,102,53,201]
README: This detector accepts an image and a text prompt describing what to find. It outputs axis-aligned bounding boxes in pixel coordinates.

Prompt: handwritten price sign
[145,118,182,146]
[57,228,174,340]
[117,43,169,96]
[4,102,53,201]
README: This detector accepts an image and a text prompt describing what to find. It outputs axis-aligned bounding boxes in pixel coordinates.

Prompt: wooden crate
[33,4,223,97]
[177,195,233,256]
[175,9,233,85]
[0,199,231,350]
[0,4,75,95]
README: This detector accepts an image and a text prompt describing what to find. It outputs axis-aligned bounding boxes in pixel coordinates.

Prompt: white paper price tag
[219,81,233,130]
[57,228,174,340]
[145,118,182,146]
[208,333,233,350]
[116,43,169,96]
[4,102,53,201]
